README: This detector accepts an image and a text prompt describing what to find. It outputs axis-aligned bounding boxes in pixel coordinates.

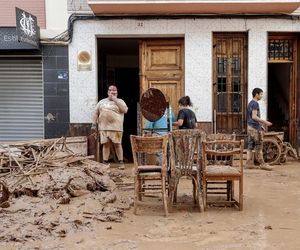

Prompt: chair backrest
[130,134,169,171]
[205,133,236,165]
[202,140,244,169]
[206,133,236,141]
[170,129,205,176]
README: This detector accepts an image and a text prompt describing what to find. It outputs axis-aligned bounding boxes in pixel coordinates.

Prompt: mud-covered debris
[0,137,128,244]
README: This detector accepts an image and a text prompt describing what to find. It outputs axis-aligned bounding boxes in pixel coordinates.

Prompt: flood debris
[0,137,133,244]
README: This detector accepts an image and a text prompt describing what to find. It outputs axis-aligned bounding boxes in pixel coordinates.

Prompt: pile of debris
[0,137,133,244]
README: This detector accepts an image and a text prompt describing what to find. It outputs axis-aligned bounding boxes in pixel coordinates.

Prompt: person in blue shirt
[246,88,273,171]
[145,97,175,166]
[145,97,175,135]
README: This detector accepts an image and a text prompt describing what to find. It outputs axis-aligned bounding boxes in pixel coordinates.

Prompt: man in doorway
[92,85,128,169]
[246,88,273,171]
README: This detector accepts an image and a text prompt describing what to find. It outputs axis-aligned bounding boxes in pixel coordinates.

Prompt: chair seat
[206,165,241,177]
[138,165,162,172]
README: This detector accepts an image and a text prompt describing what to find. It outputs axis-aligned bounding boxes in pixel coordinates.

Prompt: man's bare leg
[114,143,125,169]
[102,141,111,162]
[114,143,123,161]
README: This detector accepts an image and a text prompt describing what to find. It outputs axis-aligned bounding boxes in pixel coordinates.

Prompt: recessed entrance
[97,38,185,161]
[267,34,298,147]
[97,38,139,161]
[268,63,291,141]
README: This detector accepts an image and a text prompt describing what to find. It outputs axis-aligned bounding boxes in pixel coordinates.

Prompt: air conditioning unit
[77,50,91,71]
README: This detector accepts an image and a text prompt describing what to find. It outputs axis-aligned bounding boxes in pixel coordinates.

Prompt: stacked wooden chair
[202,139,244,210]
[130,134,169,216]
[205,133,236,202]
[168,129,205,212]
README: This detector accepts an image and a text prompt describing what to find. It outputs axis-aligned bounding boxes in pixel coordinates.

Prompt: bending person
[173,96,197,129]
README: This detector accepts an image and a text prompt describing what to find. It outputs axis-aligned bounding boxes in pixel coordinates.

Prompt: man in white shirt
[92,85,128,168]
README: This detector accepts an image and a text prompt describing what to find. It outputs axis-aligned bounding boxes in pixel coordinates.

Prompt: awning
[88,1,300,15]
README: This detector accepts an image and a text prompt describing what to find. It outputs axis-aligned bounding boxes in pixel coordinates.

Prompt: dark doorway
[97,38,139,161]
[268,63,291,141]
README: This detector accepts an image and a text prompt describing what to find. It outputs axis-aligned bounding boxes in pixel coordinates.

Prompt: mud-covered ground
[1,160,300,250]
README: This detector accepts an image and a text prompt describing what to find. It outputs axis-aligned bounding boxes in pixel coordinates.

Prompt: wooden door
[213,33,248,134]
[139,39,184,128]
[289,63,297,147]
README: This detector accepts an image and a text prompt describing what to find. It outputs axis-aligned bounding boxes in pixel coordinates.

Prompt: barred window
[269,39,293,61]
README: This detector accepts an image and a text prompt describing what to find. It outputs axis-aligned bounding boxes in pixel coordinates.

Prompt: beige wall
[0,0,46,28]
[45,0,68,30]
[39,0,69,39]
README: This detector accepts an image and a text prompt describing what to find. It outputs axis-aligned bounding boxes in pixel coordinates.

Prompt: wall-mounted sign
[16,7,40,48]
[0,28,37,50]
[77,50,92,71]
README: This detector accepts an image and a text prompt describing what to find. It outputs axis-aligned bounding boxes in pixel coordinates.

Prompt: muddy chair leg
[174,185,178,204]
[134,176,139,215]
[162,177,168,217]
[193,177,203,212]
[138,179,144,201]
[192,179,197,204]
[203,180,207,210]
[197,186,204,212]
[168,177,174,212]
[227,181,234,201]
[239,178,243,211]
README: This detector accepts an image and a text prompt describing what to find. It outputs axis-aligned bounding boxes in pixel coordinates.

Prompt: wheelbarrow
[262,131,298,165]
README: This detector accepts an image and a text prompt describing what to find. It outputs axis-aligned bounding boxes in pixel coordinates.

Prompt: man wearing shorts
[246,88,273,171]
[92,85,128,168]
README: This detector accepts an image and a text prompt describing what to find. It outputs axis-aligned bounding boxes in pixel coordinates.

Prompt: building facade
[67,0,300,157]
[1,0,299,158]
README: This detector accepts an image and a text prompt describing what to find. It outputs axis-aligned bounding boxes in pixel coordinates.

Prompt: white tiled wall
[69,18,300,123]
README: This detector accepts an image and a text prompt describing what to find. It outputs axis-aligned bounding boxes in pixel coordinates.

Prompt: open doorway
[268,63,291,141]
[268,34,298,148]
[97,38,139,161]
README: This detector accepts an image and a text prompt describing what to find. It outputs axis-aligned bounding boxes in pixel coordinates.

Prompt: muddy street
[2,160,300,250]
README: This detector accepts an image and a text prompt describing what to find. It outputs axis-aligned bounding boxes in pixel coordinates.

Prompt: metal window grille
[268,39,293,61]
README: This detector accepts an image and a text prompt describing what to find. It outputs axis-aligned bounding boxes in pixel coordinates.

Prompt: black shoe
[102,160,109,164]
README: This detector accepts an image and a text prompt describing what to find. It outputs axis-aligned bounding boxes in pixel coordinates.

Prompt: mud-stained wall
[43,45,70,139]
[69,18,300,124]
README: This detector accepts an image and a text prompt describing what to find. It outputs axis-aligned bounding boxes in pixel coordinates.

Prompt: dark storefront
[0,27,70,141]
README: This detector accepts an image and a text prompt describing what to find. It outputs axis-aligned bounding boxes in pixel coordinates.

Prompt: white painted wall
[41,0,69,39]
[69,17,300,123]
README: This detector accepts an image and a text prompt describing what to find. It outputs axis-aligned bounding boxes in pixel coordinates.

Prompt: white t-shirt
[95,98,127,131]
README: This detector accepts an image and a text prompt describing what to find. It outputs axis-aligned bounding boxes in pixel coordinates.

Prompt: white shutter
[0,58,44,141]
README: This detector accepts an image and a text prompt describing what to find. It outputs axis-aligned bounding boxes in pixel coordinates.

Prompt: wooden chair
[169,129,204,212]
[130,134,169,216]
[202,140,244,210]
[205,133,236,201]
